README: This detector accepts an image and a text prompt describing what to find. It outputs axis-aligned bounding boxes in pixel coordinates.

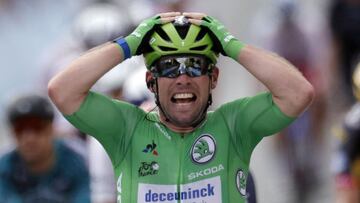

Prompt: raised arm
[237,45,314,117]
[48,43,123,115]
[48,12,180,115]
[184,12,314,117]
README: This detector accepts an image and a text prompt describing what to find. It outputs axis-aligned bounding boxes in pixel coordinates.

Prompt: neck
[159,114,195,134]
[28,149,55,174]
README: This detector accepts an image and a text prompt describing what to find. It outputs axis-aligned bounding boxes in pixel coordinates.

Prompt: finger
[159,12,181,18]
[183,12,207,20]
[160,16,178,24]
[188,19,203,26]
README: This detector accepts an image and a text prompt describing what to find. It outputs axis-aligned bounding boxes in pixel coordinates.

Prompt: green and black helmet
[143,18,219,69]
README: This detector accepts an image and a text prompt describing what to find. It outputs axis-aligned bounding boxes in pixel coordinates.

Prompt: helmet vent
[195,28,207,41]
[190,45,208,51]
[156,27,171,41]
[158,46,177,51]
[175,25,190,39]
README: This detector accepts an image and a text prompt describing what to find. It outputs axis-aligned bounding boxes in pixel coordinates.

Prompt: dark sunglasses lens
[158,59,180,78]
[187,67,202,77]
[185,58,208,77]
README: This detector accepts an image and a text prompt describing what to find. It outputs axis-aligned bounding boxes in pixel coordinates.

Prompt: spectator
[333,61,360,203]
[0,94,90,203]
[329,0,360,105]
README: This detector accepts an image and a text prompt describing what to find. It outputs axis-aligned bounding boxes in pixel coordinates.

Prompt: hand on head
[124,12,244,61]
[124,12,181,58]
[183,12,244,60]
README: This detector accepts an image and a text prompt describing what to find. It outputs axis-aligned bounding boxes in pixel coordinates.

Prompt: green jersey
[65,91,294,203]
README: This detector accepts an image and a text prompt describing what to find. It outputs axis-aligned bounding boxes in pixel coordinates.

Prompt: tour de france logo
[138,161,159,177]
[191,134,216,164]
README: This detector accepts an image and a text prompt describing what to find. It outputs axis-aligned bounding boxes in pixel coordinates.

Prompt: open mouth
[171,93,197,103]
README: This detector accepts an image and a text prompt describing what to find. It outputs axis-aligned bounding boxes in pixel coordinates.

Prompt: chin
[20,150,39,161]
[170,115,199,127]
[23,156,41,165]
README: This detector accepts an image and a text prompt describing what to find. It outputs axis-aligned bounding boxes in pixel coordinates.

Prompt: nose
[175,73,191,85]
[17,129,38,140]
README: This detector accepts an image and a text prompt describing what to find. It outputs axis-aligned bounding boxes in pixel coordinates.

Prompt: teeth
[173,93,194,99]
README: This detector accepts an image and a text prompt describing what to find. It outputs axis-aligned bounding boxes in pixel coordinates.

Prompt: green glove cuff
[124,35,138,56]
[225,39,246,61]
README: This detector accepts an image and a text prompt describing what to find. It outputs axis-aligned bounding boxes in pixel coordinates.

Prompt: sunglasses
[151,56,214,78]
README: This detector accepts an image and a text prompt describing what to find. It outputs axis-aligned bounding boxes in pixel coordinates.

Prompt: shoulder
[80,91,145,114]
[214,92,272,115]
[95,91,148,119]
[205,96,251,127]
[0,150,17,170]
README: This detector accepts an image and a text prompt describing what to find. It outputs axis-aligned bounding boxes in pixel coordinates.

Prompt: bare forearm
[48,42,124,115]
[237,45,314,117]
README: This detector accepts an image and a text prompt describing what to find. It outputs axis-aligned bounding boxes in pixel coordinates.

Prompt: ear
[210,67,219,89]
[146,71,155,93]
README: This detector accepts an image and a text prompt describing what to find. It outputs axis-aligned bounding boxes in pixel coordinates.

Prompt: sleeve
[64,91,144,165]
[218,92,295,154]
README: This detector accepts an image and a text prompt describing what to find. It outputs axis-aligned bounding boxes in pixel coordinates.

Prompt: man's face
[12,117,54,165]
[147,56,218,127]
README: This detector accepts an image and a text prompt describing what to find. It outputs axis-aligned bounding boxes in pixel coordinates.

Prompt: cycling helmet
[7,94,54,125]
[352,62,360,101]
[143,16,219,69]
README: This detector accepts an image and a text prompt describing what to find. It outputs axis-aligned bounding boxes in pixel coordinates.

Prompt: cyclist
[334,61,360,202]
[0,94,90,203]
[48,12,314,202]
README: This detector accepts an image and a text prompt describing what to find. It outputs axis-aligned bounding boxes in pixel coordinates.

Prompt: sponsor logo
[139,22,148,27]
[149,37,156,45]
[217,25,225,30]
[191,134,216,164]
[188,164,224,181]
[137,176,222,203]
[145,184,214,202]
[143,140,158,156]
[224,34,235,43]
[138,161,159,177]
[131,31,142,38]
[236,169,247,196]
[155,123,171,140]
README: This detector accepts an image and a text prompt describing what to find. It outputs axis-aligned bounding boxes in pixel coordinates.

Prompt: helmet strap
[153,78,171,123]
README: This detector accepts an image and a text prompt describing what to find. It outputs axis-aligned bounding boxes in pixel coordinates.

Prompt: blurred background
[0,0,359,202]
